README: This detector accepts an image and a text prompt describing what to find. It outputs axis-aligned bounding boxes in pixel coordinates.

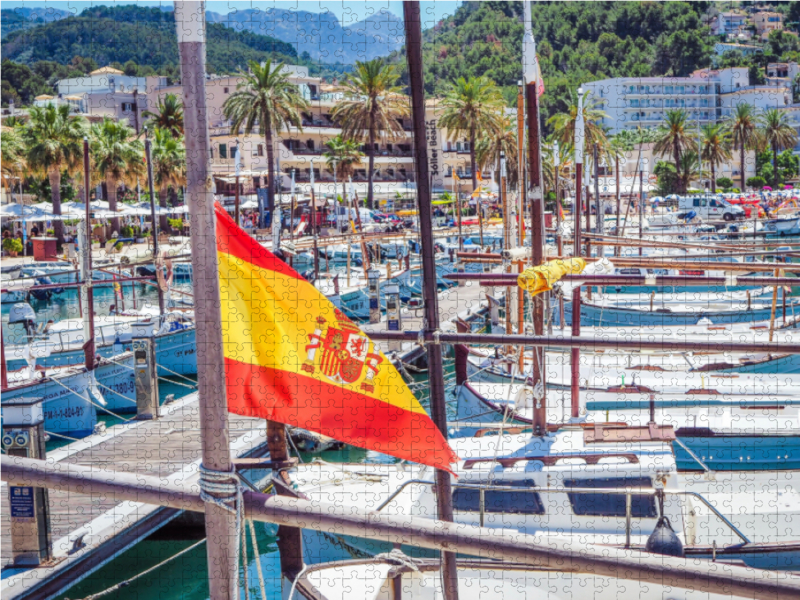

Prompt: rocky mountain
[205,7,404,64]
[1,6,72,38]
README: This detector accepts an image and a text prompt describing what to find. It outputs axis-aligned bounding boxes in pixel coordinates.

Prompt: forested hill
[1,5,299,79]
[391,1,714,131]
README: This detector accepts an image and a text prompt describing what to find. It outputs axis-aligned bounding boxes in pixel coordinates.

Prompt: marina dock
[1,393,268,600]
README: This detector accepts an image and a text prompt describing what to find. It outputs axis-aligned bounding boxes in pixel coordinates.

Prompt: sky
[4,1,463,27]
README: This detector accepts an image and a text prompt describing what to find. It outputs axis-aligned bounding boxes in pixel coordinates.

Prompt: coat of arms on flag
[302,310,383,391]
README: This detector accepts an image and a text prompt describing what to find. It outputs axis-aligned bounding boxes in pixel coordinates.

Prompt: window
[564,477,656,518]
[230,145,237,158]
[257,144,264,157]
[453,480,545,515]
[121,102,133,112]
[219,144,228,159]
[224,87,230,94]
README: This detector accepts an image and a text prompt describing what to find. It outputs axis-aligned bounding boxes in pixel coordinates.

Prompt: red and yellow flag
[215,204,459,472]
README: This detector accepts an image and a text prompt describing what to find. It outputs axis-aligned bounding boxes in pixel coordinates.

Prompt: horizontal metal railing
[374,478,750,546]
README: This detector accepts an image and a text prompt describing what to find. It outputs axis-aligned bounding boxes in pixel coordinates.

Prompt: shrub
[120,225,134,238]
[716,177,734,191]
[747,176,766,189]
[3,237,23,254]
[168,218,184,231]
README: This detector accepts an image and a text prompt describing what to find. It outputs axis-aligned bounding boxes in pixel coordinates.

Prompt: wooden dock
[363,278,490,358]
[1,393,268,600]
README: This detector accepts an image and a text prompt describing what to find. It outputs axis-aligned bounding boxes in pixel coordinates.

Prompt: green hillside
[1,4,300,104]
[389,1,718,133]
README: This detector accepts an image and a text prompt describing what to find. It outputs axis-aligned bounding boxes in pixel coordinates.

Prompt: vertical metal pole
[402,5,458,600]
[574,89,585,258]
[234,139,241,226]
[310,159,320,280]
[523,0,546,436]
[145,129,165,316]
[1,321,8,390]
[174,4,237,598]
[615,155,621,256]
[594,142,601,239]
[82,138,96,372]
[638,162,644,257]
[570,286,581,418]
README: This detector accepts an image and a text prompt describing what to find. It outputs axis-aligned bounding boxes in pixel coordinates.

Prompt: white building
[715,12,748,36]
[56,66,146,96]
[585,67,796,135]
[584,68,753,134]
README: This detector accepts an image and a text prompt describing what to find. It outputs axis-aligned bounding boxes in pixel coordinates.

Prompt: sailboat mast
[81,137,96,372]
[402,3,459,600]
[523,0,547,435]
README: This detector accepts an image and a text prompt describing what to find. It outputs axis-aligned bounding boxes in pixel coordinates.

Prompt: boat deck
[1,393,267,600]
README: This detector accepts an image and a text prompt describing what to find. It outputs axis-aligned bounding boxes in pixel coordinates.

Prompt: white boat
[288,427,800,569]
[292,556,774,600]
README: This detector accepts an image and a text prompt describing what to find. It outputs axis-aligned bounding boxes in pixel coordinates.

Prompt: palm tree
[331,59,409,210]
[653,109,697,193]
[323,135,364,202]
[679,151,706,191]
[143,93,184,138]
[223,60,308,222]
[1,126,26,203]
[90,117,144,233]
[150,127,186,232]
[22,103,87,244]
[546,89,608,156]
[475,116,519,190]
[727,103,760,191]
[700,123,733,193]
[758,108,798,189]
[440,76,505,198]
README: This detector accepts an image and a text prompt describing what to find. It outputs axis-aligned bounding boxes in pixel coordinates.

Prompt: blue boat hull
[6,327,197,376]
[559,300,783,327]
[673,434,800,471]
[2,372,97,438]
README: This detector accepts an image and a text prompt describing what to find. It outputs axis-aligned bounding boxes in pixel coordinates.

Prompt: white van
[678,195,745,221]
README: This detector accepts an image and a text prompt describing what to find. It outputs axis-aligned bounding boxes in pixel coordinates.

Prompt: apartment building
[149,65,480,198]
[715,12,748,36]
[584,67,798,136]
[753,11,784,39]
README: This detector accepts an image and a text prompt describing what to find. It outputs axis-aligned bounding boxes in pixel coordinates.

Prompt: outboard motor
[645,490,684,557]
[8,302,38,339]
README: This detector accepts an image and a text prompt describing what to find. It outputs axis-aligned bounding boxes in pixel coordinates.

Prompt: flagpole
[174,3,238,599]
[403,4,459,600]
[523,0,547,435]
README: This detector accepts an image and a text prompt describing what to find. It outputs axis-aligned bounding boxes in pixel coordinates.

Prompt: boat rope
[286,563,311,600]
[374,548,420,571]
[77,537,206,600]
[155,362,199,386]
[105,356,196,389]
[248,519,268,600]
[47,376,136,423]
[286,427,305,463]
[198,463,243,586]
[93,381,136,404]
[44,430,82,442]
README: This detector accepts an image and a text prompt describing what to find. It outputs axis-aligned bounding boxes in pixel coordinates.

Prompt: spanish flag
[215,204,459,472]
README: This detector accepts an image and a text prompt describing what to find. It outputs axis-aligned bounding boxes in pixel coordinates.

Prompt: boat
[555,289,799,327]
[289,427,800,569]
[291,556,772,600]
[4,308,197,376]
[455,378,800,472]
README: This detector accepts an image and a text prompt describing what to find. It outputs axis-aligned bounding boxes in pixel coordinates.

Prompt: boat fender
[645,491,684,557]
[515,386,535,414]
[454,344,469,386]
